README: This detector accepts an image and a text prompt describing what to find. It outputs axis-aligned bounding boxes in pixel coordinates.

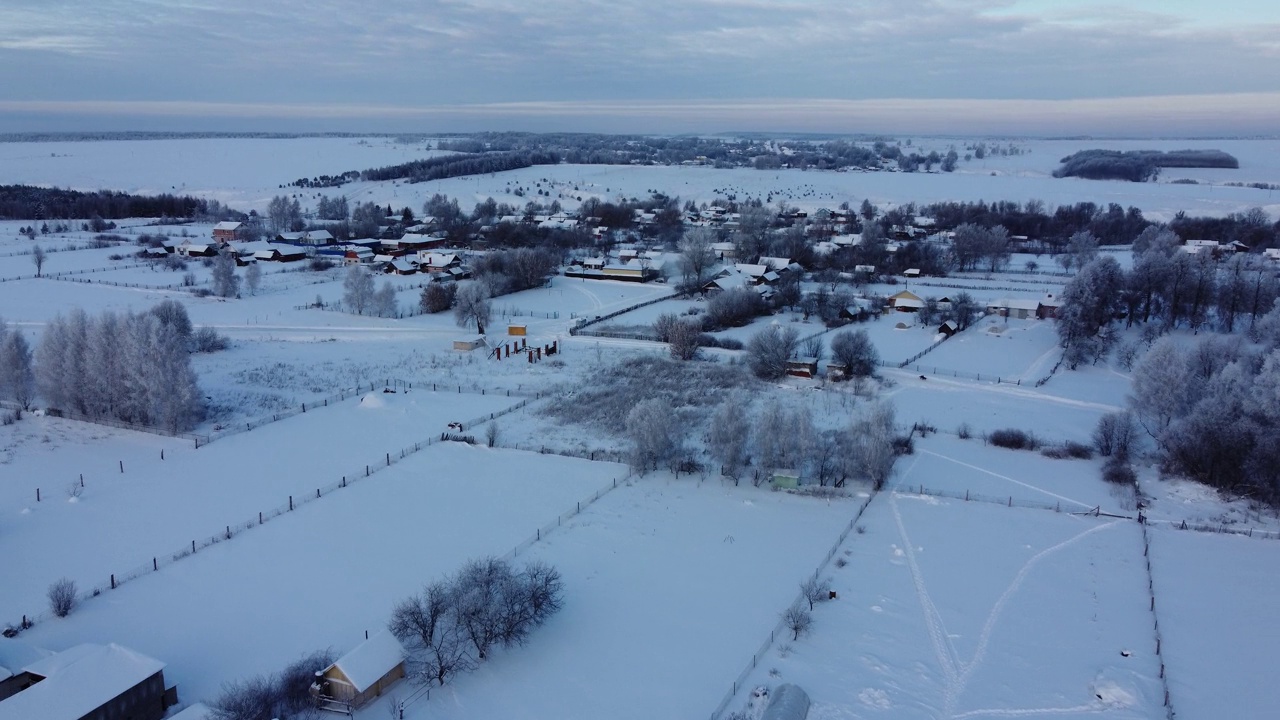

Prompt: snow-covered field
[0,136,1275,720]
[1149,526,1280,720]
[729,493,1163,720]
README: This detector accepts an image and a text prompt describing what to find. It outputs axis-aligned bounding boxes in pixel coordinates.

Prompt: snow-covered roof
[989,298,1041,311]
[212,221,242,231]
[758,256,791,270]
[390,259,416,272]
[326,632,406,694]
[0,643,166,720]
[736,263,770,278]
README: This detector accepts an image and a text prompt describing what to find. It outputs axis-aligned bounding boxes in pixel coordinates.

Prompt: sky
[1,0,1279,136]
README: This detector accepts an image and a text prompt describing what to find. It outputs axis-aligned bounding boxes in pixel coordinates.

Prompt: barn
[311,632,406,713]
[0,643,177,720]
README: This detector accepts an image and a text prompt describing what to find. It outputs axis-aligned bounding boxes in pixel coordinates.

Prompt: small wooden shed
[508,324,528,336]
[311,632,406,712]
[786,357,819,378]
[453,337,487,352]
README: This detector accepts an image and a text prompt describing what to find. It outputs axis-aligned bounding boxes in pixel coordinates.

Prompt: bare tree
[829,328,878,377]
[783,603,813,640]
[32,244,46,277]
[1093,411,1137,462]
[678,227,717,288]
[801,576,832,611]
[373,281,398,318]
[47,577,77,617]
[420,282,456,314]
[747,325,800,380]
[652,312,679,342]
[668,319,701,361]
[453,282,492,335]
[708,395,751,484]
[847,401,898,489]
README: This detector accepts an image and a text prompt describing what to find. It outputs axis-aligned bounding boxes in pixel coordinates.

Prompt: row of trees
[34,303,204,431]
[210,651,336,720]
[1055,236,1280,367]
[390,558,563,687]
[0,317,34,408]
[341,266,399,317]
[628,393,900,489]
[0,184,205,220]
[1129,335,1280,500]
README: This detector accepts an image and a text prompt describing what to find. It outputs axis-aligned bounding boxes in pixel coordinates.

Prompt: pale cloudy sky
[1,0,1278,135]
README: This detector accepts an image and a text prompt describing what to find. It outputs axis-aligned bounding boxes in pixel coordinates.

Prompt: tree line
[27,302,206,431]
[0,185,206,220]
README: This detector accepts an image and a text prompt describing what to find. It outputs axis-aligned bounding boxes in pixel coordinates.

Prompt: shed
[903,268,921,278]
[761,683,811,720]
[311,632,406,712]
[786,357,819,378]
[454,337,487,352]
[771,470,800,490]
[508,324,527,336]
[938,320,959,337]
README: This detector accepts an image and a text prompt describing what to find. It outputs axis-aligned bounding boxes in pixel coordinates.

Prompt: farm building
[176,241,216,258]
[786,357,819,378]
[1036,293,1064,319]
[0,643,177,720]
[938,319,959,337]
[454,337,487,352]
[311,632,406,713]
[987,298,1040,319]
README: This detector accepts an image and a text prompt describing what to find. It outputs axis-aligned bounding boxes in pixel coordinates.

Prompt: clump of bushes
[1040,441,1094,460]
[47,578,77,618]
[210,649,335,720]
[987,428,1039,450]
[1102,460,1137,486]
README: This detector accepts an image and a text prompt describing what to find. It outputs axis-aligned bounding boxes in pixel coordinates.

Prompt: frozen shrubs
[390,558,563,687]
[47,578,77,618]
[1102,460,1137,486]
[210,649,335,720]
[987,428,1039,451]
[1040,441,1094,460]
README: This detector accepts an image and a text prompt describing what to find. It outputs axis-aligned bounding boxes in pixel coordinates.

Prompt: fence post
[154,557,158,571]
[111,574,116,589]
[120,460,124,473]
[289,495,293,511]
[36,487,40,502]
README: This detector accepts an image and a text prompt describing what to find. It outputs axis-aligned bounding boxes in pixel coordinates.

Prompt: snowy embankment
[728,493,1162,720]
[1148,526,1280,720]
[15,442,625,704]
[0,390,519,620]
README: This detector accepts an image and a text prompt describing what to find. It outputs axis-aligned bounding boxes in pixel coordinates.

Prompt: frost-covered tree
[1129,337,1192,442]
[1056,256,1124,368]
[148,299,193,344]
[244,261,262,296]
[625,397,680,474]
[373,281,398,318]
[343,265,375,315]
[847,401,898,489]
[678,227,717,287]
[707,395,751,483]
[453,282,492,335]
[0,324,34,408]
[668,319,701,361]
[211,249,239,298]
[420,282,455,314]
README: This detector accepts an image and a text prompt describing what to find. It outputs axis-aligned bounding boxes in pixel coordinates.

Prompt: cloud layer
[2,1,1277,133]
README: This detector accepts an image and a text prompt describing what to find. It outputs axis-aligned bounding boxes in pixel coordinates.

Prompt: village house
[311,632,406,713]
[210,221,242,242]
[887,290,924,312]
[987,298,1041,319]
[0,643,177,720]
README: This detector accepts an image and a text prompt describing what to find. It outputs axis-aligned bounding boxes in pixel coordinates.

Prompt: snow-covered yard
[728,493,1163,720]
[0,390,521,619]
[380,477,863,720]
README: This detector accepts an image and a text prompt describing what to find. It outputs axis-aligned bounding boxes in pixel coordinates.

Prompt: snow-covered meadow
[1,135,1276,720]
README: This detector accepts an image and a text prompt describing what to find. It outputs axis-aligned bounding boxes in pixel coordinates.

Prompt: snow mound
[1091,669,1146,708]
[858,687,892,709]
[358,393,388,409]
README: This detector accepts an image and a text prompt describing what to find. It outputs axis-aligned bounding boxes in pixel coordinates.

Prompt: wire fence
[707,491,878,720]
[568,289,684,335]
[1138,517,1177,719]
[3,389,544,635]
[0,261,153,284]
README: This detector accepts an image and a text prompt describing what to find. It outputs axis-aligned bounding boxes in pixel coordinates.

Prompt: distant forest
[286,133,1000,189]
[0,185,206,221]
[1054,149,1240,182]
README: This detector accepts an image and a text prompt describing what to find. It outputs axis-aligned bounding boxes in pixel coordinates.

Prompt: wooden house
[0,643,177,720]
[311,632,406,713]
[887,290,924,312]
